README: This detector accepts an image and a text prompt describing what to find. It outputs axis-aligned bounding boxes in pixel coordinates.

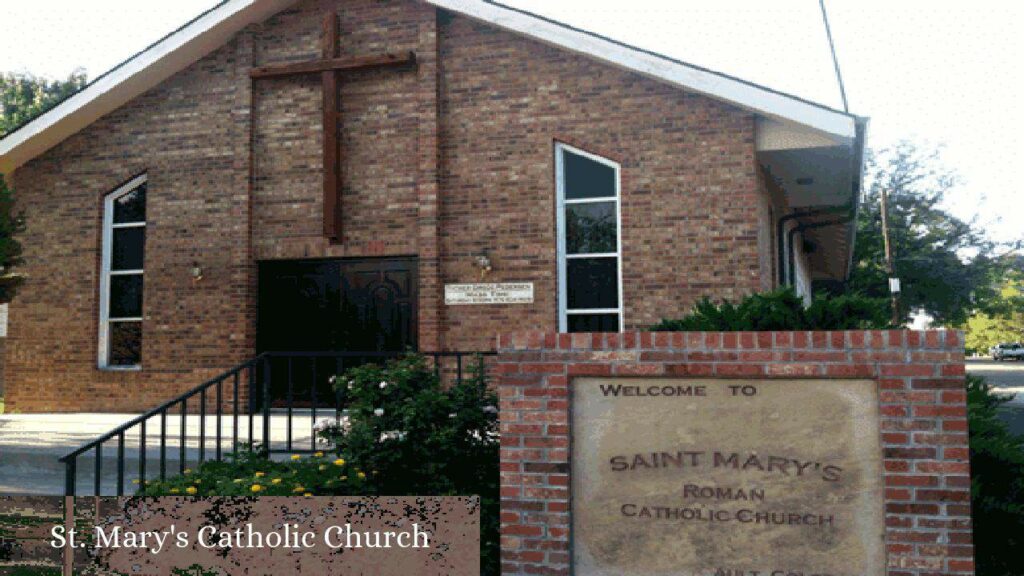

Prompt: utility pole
[879,187,900,326]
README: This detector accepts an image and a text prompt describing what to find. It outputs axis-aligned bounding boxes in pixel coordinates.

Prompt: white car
[991,342,1024,361]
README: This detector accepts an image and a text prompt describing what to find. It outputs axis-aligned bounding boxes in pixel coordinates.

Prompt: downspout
[786,206,856,288]
[843,117,870,280]
[777,116,869,288]
[776,204,852,287]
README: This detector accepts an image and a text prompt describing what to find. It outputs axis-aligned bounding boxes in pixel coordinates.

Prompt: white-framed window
[555,143,624,333]
[98,174,147,369]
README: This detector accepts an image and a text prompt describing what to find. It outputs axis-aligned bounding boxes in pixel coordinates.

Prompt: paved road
[967,358,1024,436]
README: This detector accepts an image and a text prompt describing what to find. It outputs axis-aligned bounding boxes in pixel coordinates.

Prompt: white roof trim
[0,0,296,174]
[1,0,858,173]
[428,0,857,143]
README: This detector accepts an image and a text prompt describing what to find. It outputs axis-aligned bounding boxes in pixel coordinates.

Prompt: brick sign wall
[497,330,973,575]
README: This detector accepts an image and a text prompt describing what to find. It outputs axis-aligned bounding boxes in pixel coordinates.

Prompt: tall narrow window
[555,143,623,333]
[99,175,147,368]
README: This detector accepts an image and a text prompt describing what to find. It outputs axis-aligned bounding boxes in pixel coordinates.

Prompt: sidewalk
[0,410,339,495]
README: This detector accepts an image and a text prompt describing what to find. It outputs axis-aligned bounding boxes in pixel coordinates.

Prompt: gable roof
[0,0,861,174]
[431,1,858,138]
[0,0,296,174]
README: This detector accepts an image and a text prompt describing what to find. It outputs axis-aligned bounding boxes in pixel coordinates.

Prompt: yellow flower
[372,470,379,476]
[132,479,140,484]
[184,469,192,475]
[357,471,366,480]
[233,479,243,483]
[272,478,282,485]
[255,471,266,478]
[318,465,327,471]
[304,493,313,498]
[251,484,262,493]
[291,455,301,461]
[333,458,346,467]
[293,486,305,493]
[314,452,324,458]
[170,488,180,494]
[194,479,202,484]
[340,475,348,481]
[186,486,197,495]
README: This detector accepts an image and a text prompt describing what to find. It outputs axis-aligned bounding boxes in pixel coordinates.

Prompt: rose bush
[143,354,499,575]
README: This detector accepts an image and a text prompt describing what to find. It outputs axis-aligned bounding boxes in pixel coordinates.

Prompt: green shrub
[967,374,1024,575]
[651,287,889,331]
[138,448,373,497]
[144,354,499,575]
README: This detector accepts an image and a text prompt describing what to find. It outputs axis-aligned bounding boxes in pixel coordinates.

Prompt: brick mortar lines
[497,330,972,575]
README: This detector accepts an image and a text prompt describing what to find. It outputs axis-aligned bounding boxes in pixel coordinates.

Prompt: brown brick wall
[0,339,5,397]
[497,330,973,575]
[6,0,766,412]
[438,15,762,350]
[251,0,427,261]
[6,34,253,412]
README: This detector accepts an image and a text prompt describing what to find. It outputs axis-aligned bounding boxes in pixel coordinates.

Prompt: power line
[818,0,849,112]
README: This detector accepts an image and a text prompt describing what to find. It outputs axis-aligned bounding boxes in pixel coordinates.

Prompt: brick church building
[0,0,865,412]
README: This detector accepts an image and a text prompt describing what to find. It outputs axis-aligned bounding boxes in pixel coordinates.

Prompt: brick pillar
[416,8,443,352]
[233,28,257,367]
[497,330,974,575]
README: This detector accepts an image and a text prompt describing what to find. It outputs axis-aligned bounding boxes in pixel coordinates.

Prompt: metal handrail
[59,354,267,496]
[59,350,495,496]
[59,357,265,462]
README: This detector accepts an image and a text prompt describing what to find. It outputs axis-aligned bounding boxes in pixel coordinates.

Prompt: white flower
[483,405,498,414]
[378,381,388,389]
[374,408,385,417]
[448,413,457,419]
[347,380,355,390]
[328,375,337,385]
[312,418,335,432]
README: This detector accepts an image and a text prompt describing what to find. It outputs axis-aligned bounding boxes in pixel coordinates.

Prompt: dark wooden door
[258,260,342,354]
[338,259,417,352]
[257,258,417,404]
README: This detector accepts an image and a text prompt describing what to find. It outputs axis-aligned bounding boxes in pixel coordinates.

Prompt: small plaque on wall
[444,283,534,305]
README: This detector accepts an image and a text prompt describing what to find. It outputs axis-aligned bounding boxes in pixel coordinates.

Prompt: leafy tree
[843,142,1017,326]
[967,374,1024,574]
[964,270,1024,354]
[0,176,25,303]
[0,71,87,302]
[0,70,87,136]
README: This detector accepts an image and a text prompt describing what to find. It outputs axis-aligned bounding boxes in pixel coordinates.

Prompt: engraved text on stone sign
[570,378,885,576]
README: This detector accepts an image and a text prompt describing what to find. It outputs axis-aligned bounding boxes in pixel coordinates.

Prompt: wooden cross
[250,10,416,241]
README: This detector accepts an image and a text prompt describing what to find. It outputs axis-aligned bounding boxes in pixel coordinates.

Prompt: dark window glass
[566,257,618,309]
[563,150,616,199]
[111,227,145,270]
[110,274,143,318]
[566,201,617,254]
[567,313,620,333]
[113,183,146,223]
[108,321,142,366]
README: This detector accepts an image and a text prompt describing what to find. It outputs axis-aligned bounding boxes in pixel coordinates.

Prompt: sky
[2,0,1021,244]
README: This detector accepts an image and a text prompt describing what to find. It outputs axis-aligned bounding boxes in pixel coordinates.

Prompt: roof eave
[2,0,860,174]
[0,0,297,174]
[428,0,858,143]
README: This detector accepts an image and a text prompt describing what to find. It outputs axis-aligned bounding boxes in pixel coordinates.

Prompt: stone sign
[572,377,885,576]
[444,283,533,305]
